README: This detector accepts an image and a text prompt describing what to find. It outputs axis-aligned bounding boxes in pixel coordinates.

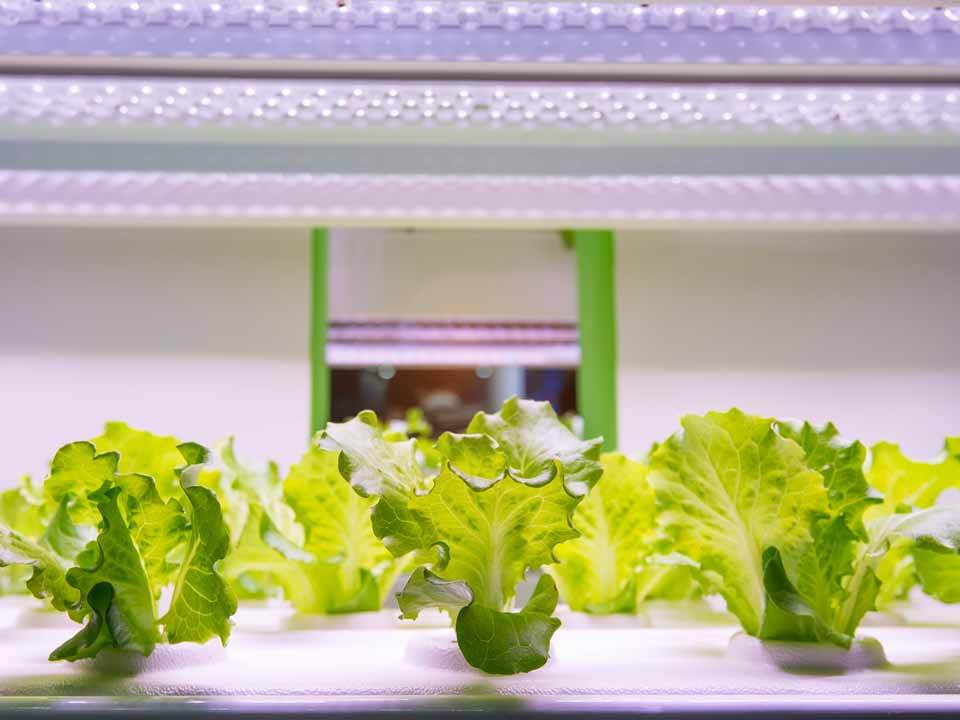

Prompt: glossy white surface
[1,599,960,698]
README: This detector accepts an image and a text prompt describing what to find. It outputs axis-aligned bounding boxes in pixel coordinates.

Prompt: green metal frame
[310,226,617,448]
[310,228,330,437]
[568,230,618,451]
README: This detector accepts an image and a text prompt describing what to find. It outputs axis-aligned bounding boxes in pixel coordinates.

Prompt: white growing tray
[1,598,960,716]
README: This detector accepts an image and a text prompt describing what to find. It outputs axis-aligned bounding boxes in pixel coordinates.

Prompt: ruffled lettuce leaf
[92,422,187,499]
[1,476,45,537]
[53,484,160,660]
[864,439,960,606]
[317,411,433,556]
[464,396,603,496]
[283,446,402,611]
[0,524,83,619]
[197,439,307,600]
[649,409,828,638]
[867,440,960,517]
[550,453,657,613]
[219,503,320,611]
[113,474,188,598]
[219,438,302,546]
[33,431,238,662]
[775,420,878,535]
[410,457,580,612]
[44,442,120,526]
[395,398,602,674]
[161,479,236,645]
[0,477,49,596]
[762,423,878,646]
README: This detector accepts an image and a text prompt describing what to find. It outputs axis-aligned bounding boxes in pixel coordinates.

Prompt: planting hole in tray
[727,632,887,674]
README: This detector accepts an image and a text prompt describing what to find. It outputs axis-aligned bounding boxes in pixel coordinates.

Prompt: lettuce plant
[0,423,236,661]
[321,397,603,674]
[0,477,47,594]
[865,439,960,606]
[211,438,408,613]
[550,453,702,614]
[649,410,960,648]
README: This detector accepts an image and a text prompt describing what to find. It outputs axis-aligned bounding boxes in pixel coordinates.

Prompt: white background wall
[0,227,574,484]
[616,230,960,459]
[328,228,576,322]
[1,225,956,485]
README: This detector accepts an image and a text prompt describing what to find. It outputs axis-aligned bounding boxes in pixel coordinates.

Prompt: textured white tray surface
[2,600,960,700]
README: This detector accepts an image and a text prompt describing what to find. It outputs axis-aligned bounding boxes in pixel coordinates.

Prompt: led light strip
[0,171,957,228]
[327,320,580,368]
[0,2,957,74]
[2,78,959,136]
[1,1,957,35]
[327,344,581,368]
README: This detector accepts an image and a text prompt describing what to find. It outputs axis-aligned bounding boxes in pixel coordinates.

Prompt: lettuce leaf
[219,503,320,611]
[318,411,433,556]
[215,443,405,614]
[5,426,237,662]
[54,484,160,660]
[649,410,828,638]
[92,422,187,500]
[456,574,562,675]
[162,481,236,645]
[0,477,49,596]
[763,423,877,646]
[550,453,657,613]
[864,439,960,607]
[395,398,602,674]
[0,524,82,618]
[44,442,120,526]
[914,547,960,603]
[867,441,960,517]
[284,446,403,611]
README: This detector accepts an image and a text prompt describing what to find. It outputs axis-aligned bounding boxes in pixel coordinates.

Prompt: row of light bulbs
[0,1,958,35]
[1,80,957,133]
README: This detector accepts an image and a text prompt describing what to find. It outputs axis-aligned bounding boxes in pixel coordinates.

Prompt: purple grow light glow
[1,77,959,135]
[0,171,957,229]
[0,2,957,73]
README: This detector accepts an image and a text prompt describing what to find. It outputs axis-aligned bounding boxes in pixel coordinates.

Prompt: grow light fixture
[0,171,957,228]
[1,77,959,136]
[0,1,958,77]
[326,321,580,368]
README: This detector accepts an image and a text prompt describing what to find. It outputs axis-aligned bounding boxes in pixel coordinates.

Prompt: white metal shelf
[1,604,960,716]
[1,171,957,229]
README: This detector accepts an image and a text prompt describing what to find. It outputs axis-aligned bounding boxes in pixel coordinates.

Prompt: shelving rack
[1,1,958,716]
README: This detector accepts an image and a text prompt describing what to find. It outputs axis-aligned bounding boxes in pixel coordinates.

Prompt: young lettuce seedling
[0,423,237,661]
[649,410,960,649]
[320,397,603,674]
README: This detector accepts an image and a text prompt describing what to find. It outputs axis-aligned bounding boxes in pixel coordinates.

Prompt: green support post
[310,228,330,437]
[568,230,618,451]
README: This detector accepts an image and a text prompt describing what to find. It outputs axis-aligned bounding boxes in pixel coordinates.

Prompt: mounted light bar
[1,77,958,137]
[0,2,957,78]
[0,171,956,229]
[327,321,580,368]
